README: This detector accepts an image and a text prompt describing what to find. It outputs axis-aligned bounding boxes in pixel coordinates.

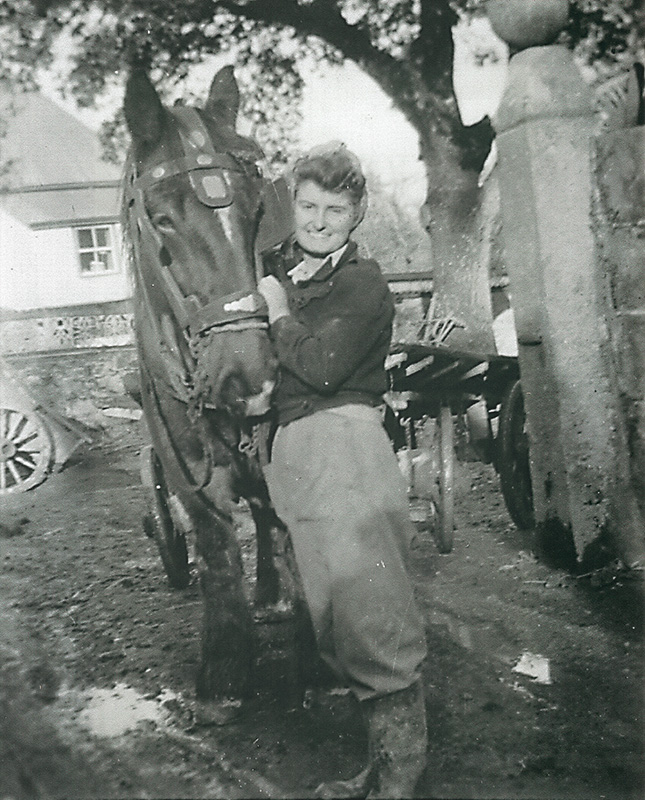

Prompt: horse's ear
[204,65,240,128]
[124,68,165,148]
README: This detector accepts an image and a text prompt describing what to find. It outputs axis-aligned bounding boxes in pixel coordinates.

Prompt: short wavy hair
[290,141,366,205]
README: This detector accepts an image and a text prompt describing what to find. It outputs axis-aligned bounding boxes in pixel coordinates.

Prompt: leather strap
[124,105,270,339]
[189,289,268,337]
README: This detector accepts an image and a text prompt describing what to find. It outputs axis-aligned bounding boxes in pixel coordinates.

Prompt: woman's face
[293,180,361,258]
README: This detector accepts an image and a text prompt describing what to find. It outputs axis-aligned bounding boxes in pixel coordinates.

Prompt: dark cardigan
[263,239,394,426]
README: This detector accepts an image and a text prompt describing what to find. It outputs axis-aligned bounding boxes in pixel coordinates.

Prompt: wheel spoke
[19,448,44,457]
[7,412,26,442]
[7,459,22,485]
[14,454,37,472]
[3,409,17,440]
[12,429,39,449]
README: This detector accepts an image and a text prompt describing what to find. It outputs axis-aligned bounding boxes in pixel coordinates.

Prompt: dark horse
[122,66,300,713]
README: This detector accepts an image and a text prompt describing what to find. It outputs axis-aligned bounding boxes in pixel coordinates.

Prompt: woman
[258,142,428,799]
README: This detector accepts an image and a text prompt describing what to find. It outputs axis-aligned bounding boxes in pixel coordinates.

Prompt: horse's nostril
[220,373,246,403]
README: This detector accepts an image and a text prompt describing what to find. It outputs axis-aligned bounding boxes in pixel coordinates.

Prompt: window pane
[77,228,93,249]
[79,252,94,272]
[94,227,109,248]
[97,251,112,271]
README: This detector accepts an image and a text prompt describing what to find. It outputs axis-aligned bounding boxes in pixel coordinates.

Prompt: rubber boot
[367,680,428,799]
[315,681,427,800]
[315,701,375,800]
[315,764,374,799]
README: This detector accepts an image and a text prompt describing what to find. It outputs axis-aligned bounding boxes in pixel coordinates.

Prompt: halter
[125,104,269,340]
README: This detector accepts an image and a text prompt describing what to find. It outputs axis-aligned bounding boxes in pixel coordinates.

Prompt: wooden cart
[0,358,91,494]
[385,341,534,554]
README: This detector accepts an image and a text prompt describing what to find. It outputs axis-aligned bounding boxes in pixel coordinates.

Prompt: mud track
[1,422,643,799]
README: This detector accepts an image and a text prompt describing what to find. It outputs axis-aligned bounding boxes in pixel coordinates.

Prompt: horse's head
[123,66,280,418]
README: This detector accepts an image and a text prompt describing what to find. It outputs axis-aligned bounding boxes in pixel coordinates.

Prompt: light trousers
[264,406,427,700]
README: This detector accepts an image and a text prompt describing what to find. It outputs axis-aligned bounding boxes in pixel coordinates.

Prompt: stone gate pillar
[487,0,645,566]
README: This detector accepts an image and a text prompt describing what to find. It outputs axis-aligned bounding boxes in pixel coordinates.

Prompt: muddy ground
[1,418,643,800]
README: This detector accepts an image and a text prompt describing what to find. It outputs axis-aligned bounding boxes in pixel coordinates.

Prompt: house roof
[0,90,122,228]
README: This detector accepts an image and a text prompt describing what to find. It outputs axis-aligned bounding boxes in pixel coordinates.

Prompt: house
[0,90,132,353]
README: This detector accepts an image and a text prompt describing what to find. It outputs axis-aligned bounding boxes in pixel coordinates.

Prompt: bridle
[125,104,282,461]
[124,104,271,341]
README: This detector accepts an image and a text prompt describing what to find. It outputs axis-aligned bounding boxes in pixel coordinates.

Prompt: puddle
[74,683,176,737]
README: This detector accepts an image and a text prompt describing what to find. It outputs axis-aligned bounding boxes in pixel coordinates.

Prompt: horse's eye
[152,214,175,232]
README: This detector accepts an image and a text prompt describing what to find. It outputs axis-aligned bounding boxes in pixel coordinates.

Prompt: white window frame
[75,224,119,276]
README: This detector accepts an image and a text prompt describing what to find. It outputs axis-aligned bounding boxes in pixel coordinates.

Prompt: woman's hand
[258,276,290,324]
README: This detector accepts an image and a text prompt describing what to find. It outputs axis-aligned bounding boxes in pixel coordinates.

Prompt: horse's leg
[248,496,282,609]
[244,467,299,614]
[242,472,328,703]
[140,373,255,714]
[189,489,254,710]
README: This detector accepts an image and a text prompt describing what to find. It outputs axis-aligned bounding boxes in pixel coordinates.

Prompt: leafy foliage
[0,1,641,169]
[0,0,461,167]
[565,0,644,81]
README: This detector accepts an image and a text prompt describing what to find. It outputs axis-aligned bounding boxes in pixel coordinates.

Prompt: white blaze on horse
[122,65,301,715]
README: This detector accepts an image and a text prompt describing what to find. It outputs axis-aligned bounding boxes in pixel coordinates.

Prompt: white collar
[288,243,348,284]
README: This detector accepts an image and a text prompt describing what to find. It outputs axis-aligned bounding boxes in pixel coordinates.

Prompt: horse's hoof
[254,598,294,623]
[194,698,244,726]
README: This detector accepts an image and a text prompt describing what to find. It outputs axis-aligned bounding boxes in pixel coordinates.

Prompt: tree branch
[215,0,445,141]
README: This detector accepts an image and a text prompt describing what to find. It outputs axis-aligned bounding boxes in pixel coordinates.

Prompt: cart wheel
[141,447,190,589]
[498,380,535,530]
[0,406,53,494]
[430,404,454,554]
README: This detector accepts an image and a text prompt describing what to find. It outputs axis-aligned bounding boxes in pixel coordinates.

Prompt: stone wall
[5,347,139,432]
[1,304,134,355]
[2,278,437,449]
[593,126,645,518]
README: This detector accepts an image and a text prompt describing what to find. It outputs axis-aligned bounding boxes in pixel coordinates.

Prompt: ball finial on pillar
[486,0,569,50]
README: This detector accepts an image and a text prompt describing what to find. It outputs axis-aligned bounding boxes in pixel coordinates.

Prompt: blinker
[132,105,256,208]
[189,169,232,208]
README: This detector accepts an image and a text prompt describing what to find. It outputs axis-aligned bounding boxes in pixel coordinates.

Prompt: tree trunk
[420,135,496,355]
